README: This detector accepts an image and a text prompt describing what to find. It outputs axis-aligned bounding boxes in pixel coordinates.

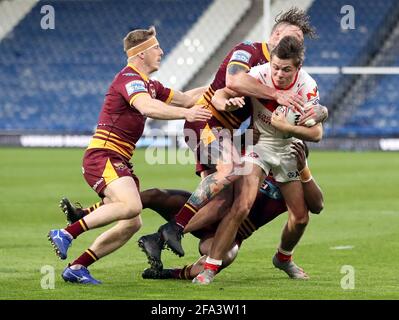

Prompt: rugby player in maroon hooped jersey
[47,26,212,284]
[138,7,321,269]
[140,141,324,281]
[59,142,323,281]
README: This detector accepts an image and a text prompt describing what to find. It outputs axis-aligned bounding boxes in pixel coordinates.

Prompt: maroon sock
[175,204,198,228]
[71,249,98,268]
[179,265,194,280]
[65,218,89,239]
[277,251,292,262]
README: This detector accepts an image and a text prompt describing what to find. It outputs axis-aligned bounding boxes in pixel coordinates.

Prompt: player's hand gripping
[298,104,328,127]
[271,108,292,133]
[185,104,212,122]
[275,91,304,114]
[224,96,245,112]
[291,141,306,171]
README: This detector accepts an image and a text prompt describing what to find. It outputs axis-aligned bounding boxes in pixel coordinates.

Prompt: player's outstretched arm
[184,86,208,102]
[133,94,211,122]
[170,87,208,108]
[291,141,324,214]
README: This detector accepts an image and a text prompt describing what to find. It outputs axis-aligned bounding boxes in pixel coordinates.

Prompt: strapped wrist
[300,167,312,183]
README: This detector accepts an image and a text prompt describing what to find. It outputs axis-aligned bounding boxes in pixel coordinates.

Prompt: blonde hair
[123,26,156,53]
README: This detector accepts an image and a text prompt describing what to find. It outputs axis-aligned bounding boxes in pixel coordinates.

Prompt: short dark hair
[270,36,305,67]
[272,7,317,39]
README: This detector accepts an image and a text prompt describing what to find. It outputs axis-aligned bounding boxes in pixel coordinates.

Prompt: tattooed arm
[185,170,239,210]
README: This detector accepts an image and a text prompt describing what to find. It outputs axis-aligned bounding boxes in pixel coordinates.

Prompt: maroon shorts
[82,148,140,197]
[184,117,225,176]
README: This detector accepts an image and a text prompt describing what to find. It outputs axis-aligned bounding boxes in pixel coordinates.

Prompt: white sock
[205,256,222,266]
[278,247,294,256]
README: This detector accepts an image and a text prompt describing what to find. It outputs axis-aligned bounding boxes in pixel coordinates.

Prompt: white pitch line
[330,245,354,250]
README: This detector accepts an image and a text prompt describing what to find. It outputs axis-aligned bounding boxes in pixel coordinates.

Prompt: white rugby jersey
[248,63,319,146]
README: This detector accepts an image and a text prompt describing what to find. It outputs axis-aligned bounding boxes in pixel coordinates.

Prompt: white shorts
[242,143,299,183]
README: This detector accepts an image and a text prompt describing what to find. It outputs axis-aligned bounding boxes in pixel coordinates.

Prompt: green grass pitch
[0,147,398,300]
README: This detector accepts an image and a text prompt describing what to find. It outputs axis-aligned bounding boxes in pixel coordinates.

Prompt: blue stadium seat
[304,0,398,137]
[0,0,212,133]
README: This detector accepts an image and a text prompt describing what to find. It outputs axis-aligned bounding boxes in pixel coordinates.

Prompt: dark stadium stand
[305,0,396,103]
[0,0,398,138]
[0,0,212,133]
[304,0,399,137]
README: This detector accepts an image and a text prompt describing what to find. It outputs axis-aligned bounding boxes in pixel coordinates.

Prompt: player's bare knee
[122,201,142,219]
[128,217,142,234]
[115,219,141,242]
[291,213,309,227]
[309,200,324,214]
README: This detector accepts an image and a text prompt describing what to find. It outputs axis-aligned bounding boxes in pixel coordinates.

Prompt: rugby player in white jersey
[194,35,325,284]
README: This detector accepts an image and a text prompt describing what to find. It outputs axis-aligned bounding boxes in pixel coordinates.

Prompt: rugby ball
[275,105,302,139]
[275,105,301,126]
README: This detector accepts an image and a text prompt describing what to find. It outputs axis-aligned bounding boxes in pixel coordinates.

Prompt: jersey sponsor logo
[92,177,104,191]
[148,84,156,98]
[311,98,320,105]
[122,72,138,77]
[306,87,318,100]
[125,80,147,96]
[242,40,256,49]
[287,171,299,179]
[230,50,252,64]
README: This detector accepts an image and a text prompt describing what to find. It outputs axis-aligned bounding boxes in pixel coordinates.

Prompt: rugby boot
[159,221,185,257]
[142,268,176,280]
[272,253,309,279]
[47,229,72,260]
[59,197,85,225]
[192,269,216,285]
[138,232,164,271]
[62,265,101,284]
